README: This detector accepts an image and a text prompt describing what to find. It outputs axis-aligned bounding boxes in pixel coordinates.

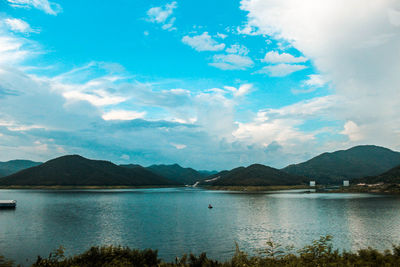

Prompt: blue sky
[0,0,399,170]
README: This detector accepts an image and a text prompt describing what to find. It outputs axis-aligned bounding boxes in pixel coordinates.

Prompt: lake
[1,188,400,265]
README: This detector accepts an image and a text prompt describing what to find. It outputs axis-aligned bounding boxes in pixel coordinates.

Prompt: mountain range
[282,145,400,184]
[145,164,212,185]
[201,164,306,186]
[0,155,176,186]
[0,160,42,178]
[0,145,399,186]
[356,165,400,184]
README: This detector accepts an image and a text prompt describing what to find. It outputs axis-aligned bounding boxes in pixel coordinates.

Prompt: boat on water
[0,200,16,209]
[208,204,213,209]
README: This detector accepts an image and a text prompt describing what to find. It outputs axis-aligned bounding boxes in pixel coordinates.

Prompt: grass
[2,235,400,266]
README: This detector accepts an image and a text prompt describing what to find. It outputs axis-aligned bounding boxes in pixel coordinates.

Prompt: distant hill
[0,155,177,186]
[282,145,400,184]
[0,160,42,177]
[357,165,400,184]
[198,170,218,177]
[144,164,206,185]
[201,164,306,186]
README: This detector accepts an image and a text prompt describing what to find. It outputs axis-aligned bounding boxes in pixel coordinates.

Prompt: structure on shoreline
[0,200,16,209]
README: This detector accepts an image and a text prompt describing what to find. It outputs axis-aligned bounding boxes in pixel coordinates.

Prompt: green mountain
[357,165,400,184]
[145,164,206,185]
[202,164,306,186]
[198,170,218,177]
[0,155,177,186]
[282,145,400,184]
[0,160,42,177]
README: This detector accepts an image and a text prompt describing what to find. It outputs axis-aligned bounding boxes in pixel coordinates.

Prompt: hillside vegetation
[0,160,41,178]
[282,145,400,184]
[1,236,399,266]
[357,165,400,184]
[146,164,206,185]
[0,155,176,186]
[202,164,306,186]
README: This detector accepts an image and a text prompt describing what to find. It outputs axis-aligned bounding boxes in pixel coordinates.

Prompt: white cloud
[263,51,307,63]
[209,54,254,70]
[340,121,363,141]
[240,0,400,150]
[387,8,400,27]
[0,35,31,64]
[226,44,249,55]
[291,87,317,95]
[171,143,186,149]
[291,74,328,94]
[4,18,37,34]
[230,95,340,166]
[234,116,314,146]
[303,74,327,87]
[6,0,62,15]
[256,63,307,77]
[161,17,176,31]
[223,84,252,97]
[147,1,177,30]
[120,154,130,160]
[182,32,225,52]
[62,90,127,107]
[265,95,338,118]
[3,0,399,168]
[216,33,228,39]
[102,110,146,121]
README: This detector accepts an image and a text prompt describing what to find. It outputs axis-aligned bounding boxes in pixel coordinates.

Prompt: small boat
[208,204,213,209]
[0,200,16,209]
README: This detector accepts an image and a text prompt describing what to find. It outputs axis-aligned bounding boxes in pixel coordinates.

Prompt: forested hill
[0,160,42,178]
[202,164,306,186]
[145,164,208,185]
[282,145,400,184]
[356,165,400,184]
[0,155,177,186]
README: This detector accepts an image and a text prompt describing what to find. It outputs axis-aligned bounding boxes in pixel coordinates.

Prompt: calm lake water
[1,188,400,265]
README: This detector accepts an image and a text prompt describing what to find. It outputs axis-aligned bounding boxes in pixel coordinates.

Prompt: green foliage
[145,164,205,185]
[206,164,306,186]
[33,246,161,267]
[358,165,400,184]
[3,236,400,266]
[0,160,41,178]
[283,145,400,184]
[0,155,177,186]
[0,255,13,267]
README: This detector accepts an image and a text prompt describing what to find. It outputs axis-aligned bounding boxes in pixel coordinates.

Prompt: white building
[343,180,350,187]
[310,181,316,187]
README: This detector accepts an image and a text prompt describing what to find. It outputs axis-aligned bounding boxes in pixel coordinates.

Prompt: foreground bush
[0,255,13,267]
[2,236,400,266]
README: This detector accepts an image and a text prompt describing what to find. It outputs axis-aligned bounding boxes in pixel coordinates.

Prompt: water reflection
[1,189,400,265]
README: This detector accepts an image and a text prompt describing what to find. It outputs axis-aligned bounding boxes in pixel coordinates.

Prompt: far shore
[201,184,400,194]
[321,184,400,194]
[200,184,313,191]
[0,185,183,190]
[1,184,400,194]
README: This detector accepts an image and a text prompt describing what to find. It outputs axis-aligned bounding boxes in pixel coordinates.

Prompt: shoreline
[199,184,313,191]
[0,185,183,190]
[320,184,400,194]
[1,184,399,194]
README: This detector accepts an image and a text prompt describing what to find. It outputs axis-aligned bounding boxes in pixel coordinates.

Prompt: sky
[0,0,399,170]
